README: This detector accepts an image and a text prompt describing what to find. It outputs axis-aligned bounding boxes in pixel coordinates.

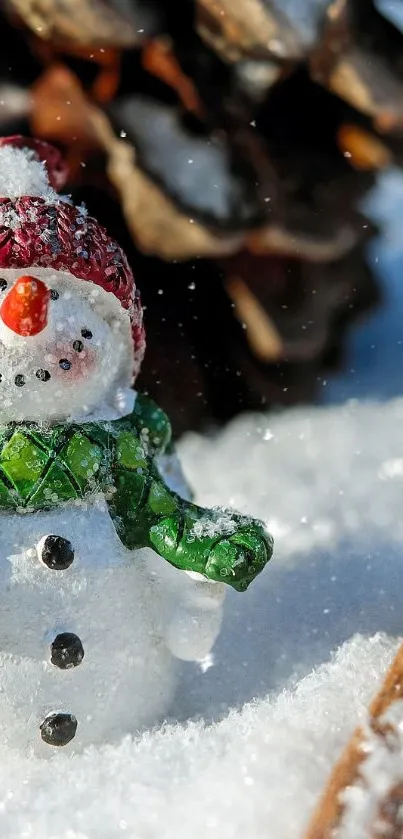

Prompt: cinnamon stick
[304,642,403,839]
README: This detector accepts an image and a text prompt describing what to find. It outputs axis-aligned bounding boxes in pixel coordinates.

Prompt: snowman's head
[0,135,145,426]
[0,267,134,424]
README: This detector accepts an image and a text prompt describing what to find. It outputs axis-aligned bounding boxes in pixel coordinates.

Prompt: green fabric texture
[0,394,273,591]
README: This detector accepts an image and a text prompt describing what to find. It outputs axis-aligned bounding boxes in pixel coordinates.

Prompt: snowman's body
[0,503,174,752]
[0,495,223,753]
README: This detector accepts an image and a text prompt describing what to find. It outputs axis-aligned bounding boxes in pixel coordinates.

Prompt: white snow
[0,146,58,200]
[0,632,395,839]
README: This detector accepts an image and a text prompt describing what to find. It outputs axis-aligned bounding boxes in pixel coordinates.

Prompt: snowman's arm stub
[109,429,273,591]
[148,508,273,592]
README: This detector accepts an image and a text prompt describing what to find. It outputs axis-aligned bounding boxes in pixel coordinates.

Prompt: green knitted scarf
[0,395,272,591]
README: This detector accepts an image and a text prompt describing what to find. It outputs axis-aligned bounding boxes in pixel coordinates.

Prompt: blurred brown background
[2,0,402,435]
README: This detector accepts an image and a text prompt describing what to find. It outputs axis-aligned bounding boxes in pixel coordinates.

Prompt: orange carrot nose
[0,276,50,337]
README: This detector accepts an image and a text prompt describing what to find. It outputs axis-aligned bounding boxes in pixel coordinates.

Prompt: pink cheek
[52,347,98,381]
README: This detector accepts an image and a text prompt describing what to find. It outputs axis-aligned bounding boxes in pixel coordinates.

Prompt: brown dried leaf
[30,36,121,104]
[30,66,368,262]
[6,0,139,48]
[142,37,204,116]
[311,0,403,130]
[31,68,263,259]
[246,222,357,262]
[91,109,244,260]
[31,64,100,146]
[221,250,352,362]
[337,123,392,170]
[106,95,274,230]
[325,49,403,129]
[196,0,302,62]
[225,275,284,361]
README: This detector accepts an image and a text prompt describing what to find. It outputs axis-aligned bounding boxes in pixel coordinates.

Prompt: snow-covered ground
[2,172,403,838]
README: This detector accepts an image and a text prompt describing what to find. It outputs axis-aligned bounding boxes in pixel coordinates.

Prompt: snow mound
[0,633,397,839]
[0,397,403,836]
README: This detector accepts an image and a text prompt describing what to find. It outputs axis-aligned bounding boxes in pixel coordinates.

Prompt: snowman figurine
[0,136,273,754]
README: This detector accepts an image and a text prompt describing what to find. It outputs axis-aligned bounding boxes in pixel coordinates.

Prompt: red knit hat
[0,136,145,381]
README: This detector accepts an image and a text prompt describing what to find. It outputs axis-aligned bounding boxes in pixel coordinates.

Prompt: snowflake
[190,509,240,540]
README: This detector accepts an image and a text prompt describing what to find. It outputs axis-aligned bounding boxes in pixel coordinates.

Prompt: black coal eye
[73,340,83,353]
[81,329,92,340]
[0,279,7,292]
[50,289,59,300]
[15,374,25,387]
[36,369,51,382]
[59,359,71,371]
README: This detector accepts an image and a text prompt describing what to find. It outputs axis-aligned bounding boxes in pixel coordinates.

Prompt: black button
[35,369,51,382]
[40,712,77,746]
[40,536,74,570]
[51,633,84,669]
